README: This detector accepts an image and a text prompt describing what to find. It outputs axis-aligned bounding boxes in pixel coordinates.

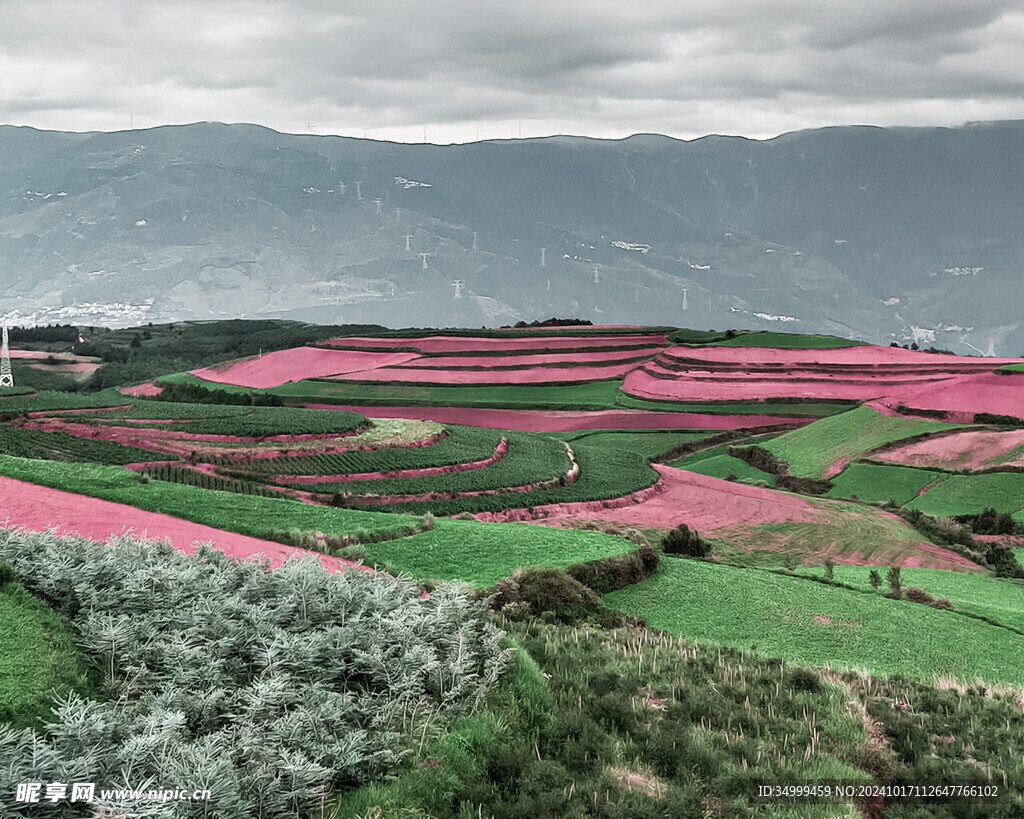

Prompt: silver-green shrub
[0,528,509,817]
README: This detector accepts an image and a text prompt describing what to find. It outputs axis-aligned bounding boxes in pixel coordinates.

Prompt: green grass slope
[763,406,961,479]
[825,463,947,505]
[0,574,94,729]
[907,472,1024,518]
[605,557,1024,685]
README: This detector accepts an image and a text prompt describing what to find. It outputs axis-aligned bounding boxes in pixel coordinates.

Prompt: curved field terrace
[875,428,1024,472]
[0,475,367,574]
[301,404,813,432]
[531,466,979,571]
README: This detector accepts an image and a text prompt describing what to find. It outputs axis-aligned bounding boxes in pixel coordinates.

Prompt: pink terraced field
[622,368,956,402]
[661,345,1021,368]
[876,428,1024,471]
[193,347,423,389]
[326,360,641,384]
[387,348,656,368]
[0,476,366,574]
[873,373,1024,422]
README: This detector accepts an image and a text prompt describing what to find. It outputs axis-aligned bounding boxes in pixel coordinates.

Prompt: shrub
[495,568,601,623]
[788,668,821,693]
[933,598,955,611]
[567,545,659,594]
[868,569,882,591]
[0,561,18,587]
[662,524,711,559]
[904,587,935,605]
[823,558,834,581]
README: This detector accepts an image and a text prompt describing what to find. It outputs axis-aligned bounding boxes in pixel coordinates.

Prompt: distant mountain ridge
[1,120,1022,354]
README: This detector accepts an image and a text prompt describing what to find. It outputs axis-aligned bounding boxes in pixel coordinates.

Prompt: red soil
[192,348,422,389]
[876,428,1024,471]
[302,405,812,431]
[662,345,1021,368]
[121,381,164,396]
[0,476,368,574]
[499,467,980,571]
[622,368,955,402]
[327,361,642,384]
[874,373,1024,422]
[389,349,657,368]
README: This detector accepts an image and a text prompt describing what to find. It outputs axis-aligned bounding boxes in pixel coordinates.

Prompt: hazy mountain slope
[1,120,1021,353]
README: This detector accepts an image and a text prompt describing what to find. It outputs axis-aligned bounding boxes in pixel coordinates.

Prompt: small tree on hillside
[869,569,882,591]
[662,524,711,559]
[824,557,834,581]
[887,566,902,599]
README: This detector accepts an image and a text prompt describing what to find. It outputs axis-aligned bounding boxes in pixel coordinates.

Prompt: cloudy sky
[2,0,1023,142]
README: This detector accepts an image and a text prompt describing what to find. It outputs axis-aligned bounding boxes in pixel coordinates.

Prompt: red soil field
[661,345,1021,368]
[121,381,164,396]
[876,428,1024,471]
[874,373,1024,422]
[622,368,943,402]
[0,476,367,574]
[303,404,812,431]
[193,347,422,389]
[527,467,980,571]
[327,361,642,384]
[388,349,657,368]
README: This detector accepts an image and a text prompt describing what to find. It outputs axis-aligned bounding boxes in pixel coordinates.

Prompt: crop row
[0,424,163,465]
[74,401,370,437]
[234,425,500,476]
[140,465,282,497]
[290,433,570,496]
[357,443,658,516]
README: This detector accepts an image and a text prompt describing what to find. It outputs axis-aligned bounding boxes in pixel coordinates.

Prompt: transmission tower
[681,288,689,311]
[0,326,13,387]
[373,198,382,215]
[593,265,600,285]
[472,231,478,252]
[540,247,546,267]
[452,280,464,299]
[403,234,413,252]
[355,181,362,200]
[419,252,430,270]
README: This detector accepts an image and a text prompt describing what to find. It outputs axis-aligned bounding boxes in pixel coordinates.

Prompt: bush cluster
[661,523,712,558]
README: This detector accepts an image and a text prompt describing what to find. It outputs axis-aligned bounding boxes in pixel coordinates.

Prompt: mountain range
[1,119,1022,354]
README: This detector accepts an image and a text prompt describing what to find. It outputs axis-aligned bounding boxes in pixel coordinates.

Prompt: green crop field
[826,463,947,505]
[907,472,1024,517]
[362,519,636,587]
[0,389,129,414]
[796,564,1024,634]
[763,406,961,478]
[0,575,94,729]
[711,331,865,349]
[357,442,658,516]
[673,453,777,485]
[997,363,1024,373]
[75,400,367,436]
[237,424,500,476]
[614,392,856,417]
[302,432,570,496]
[556,429,714,459]
[270,377,627,410]
[0,425,164,464]
[605,557,1024,685]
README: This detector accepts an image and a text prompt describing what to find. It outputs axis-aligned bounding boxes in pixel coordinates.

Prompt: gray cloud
[1,0,1023,140]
